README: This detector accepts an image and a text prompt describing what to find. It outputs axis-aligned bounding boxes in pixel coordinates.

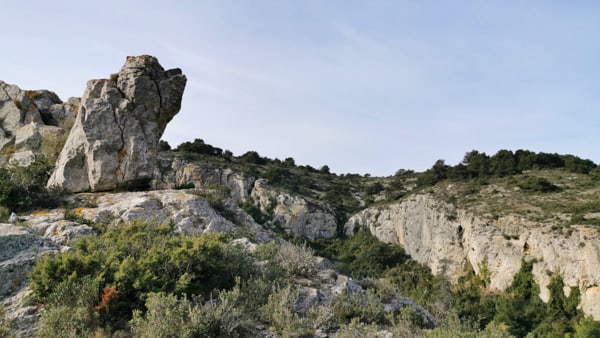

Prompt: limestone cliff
[345,193,600,319]
[251,179,338,239]
[151,156,338,239]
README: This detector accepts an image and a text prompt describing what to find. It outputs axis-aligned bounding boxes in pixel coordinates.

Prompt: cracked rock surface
[47,55,187,192]
[0,81,78,166]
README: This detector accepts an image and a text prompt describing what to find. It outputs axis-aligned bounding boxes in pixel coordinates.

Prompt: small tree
[157,140,171,151]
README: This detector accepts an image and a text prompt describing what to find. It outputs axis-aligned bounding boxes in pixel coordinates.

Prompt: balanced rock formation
[47,55,186,192]
[0,81,78,166]
[345,194,600,320]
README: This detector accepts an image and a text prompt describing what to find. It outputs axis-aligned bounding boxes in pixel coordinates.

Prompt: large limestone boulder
[345,194,600,320]
[0,81,77,166]
[47,55,187,192]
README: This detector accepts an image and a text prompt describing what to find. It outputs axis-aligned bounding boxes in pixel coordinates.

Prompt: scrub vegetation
[29,221,600,337]
[3,141,600,336]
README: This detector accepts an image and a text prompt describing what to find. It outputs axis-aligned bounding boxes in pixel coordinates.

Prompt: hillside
[5,142,600,336]
[2,56,600,337]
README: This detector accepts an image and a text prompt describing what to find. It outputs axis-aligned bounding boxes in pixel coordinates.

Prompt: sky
[1,1,599,176]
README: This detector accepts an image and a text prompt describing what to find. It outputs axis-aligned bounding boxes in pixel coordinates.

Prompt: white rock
[47,55,186,192]
[0,81,73,165]
[345,193,600,319]
[8,212,18,224]
[251,179,337,239]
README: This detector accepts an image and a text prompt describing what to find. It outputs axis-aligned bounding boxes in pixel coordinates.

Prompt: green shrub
[30,220,255,334]
[274,242,317,278]
[240,197,274,225]
[333,318,382,337]
[517,176,561,193]
[0,158,65,212]
[36,277,102,338]
[313,231,410,279]
[157,140,171,151]
[130,284,245,338]
[330,291,386,325]
[574,316,600,337]
[175,138,223,157]
[260,285,312,337]
[493,259,545,337]
[253,241,280,261]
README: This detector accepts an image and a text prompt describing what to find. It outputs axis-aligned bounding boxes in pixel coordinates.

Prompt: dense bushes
[0,158,64,212]
[492,259,587,337]
[516,176,561,193]
[418,149,597,187]
[312,230,411,279]
[30,220,255,333]
[130,287,244,337]
[27,218,600,337]
[175,138,223,157]
[37,277,103,337]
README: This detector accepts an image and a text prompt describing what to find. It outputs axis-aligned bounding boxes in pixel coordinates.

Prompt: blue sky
[1,1,599,176]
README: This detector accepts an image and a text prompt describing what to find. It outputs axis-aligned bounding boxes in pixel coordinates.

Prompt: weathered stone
[153,156,255,201]
[67,190,271,240]
[47,55,187,192]
[43,221,94,246]
[345,193,600,320]
[0,223,58,337]
[1,288,39,338]
[251,179,337,239]
[0,81,74,165]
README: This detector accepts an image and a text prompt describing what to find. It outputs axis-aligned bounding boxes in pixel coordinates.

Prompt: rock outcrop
[0,81,77,166]
[47,55,186,192]
[0,189,275,336]
[152,156,255,201]
[69,190,270,241]
[251,179,338,239]
[345,194,600,320]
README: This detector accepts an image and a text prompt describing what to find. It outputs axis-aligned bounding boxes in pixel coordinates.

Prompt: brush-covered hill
[3,137,600,337]
[3,55,600,337]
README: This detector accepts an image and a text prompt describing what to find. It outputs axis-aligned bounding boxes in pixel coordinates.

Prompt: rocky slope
[0,186,432,336]
[3,55,600,335]
[345,193,600,320]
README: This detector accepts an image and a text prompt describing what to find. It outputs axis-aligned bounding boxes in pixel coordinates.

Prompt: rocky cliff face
[152,157,338,239]
[345,194,600,319]
[251,179,338,239]
[47,55,186,192]
[0,81,78,166]
[152,156,255,201]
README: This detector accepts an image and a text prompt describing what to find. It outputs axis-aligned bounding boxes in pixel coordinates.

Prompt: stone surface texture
[251,179,338,239]
[0,81,77,166]
[152,156,255,201]
[0,189,272,336]
[47,55,186,192]
[345,193,600,319]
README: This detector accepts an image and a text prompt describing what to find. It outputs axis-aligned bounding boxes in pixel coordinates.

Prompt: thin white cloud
[329,20,386,51]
